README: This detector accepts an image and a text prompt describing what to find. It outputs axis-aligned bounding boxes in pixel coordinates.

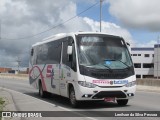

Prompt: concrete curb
[136,85,160,93]
[136,79,160,87]
[0,74,28,80]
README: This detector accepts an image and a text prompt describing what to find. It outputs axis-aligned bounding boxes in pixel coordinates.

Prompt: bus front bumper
[74,85,136,101]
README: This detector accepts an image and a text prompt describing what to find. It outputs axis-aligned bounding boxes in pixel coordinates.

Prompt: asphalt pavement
[0,77,160,120]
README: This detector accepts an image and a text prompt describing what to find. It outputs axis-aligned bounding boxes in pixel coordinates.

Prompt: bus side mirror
[67,46,72,55]
[67,46,73,62]
[126,42,130,46]
[126,42,131,53]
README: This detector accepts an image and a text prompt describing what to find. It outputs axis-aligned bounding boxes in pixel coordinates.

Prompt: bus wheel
[39,82,47,98]
[117,99,128,106]
[69,87,78,108]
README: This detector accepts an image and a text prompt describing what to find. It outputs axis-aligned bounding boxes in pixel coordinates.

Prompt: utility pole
[157,36,159,79]
[100,0,103,32]
[0,19,1,40]
[17,57,21,74]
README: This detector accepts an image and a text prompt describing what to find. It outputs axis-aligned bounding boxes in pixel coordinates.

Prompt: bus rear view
[29,32,136,108]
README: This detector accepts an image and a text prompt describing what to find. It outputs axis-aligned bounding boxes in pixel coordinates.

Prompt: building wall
[154,44,160,77]
[0,68,12,73]
[131,48,154,79]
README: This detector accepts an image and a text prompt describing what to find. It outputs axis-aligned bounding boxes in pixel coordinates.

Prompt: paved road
[0,78,160,120]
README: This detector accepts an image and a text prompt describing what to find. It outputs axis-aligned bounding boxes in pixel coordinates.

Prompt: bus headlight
[78,81,97,88]
[125,81,136,87]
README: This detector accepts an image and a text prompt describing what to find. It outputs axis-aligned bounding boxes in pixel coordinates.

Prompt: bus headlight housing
[125,81,136,87]
[78,81,97,88]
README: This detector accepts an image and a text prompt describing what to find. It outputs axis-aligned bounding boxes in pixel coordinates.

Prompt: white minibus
[29,32,136,107]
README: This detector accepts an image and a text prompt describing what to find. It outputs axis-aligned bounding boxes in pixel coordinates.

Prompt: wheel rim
[70,90,76,105]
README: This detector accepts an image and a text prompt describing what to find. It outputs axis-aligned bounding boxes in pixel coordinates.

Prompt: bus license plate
[104,97,115,102]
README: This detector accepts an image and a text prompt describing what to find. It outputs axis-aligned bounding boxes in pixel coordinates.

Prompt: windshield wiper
[103,64,113,72]
[104,59,130,68]
[117,60,130,68]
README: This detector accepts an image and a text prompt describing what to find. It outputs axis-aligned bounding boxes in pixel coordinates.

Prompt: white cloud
[108,0,160,31]
[84,17,133,43]
[0,0,134,68]
[135,40,157,47]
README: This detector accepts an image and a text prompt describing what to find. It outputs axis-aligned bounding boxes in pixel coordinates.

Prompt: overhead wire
[1,1,99,40]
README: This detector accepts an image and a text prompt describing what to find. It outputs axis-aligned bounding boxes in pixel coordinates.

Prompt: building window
[134,63,141,68]
[142,75,154,78]
[133,54,137,56]
[143,63,154,68]
[138,54,141,56]
[136,75,141,78]
[144,54,149,57]
[152,54,154,57]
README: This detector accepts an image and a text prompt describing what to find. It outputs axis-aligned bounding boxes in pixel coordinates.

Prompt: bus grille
[91,73,128,79]
[92,91,127,99]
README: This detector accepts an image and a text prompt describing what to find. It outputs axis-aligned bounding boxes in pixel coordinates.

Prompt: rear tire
[69,87,79,108]
[117,99,128,106]
[39,82,48,98]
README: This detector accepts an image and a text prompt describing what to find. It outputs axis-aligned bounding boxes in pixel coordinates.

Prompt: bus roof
[32,32,122,47]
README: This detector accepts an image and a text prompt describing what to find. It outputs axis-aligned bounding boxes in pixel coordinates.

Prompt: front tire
[117,99,128,106]
[69,87,79,108]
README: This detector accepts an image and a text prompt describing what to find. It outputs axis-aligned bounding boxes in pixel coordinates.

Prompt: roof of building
[131,47,154,51]
[154,44,160,48]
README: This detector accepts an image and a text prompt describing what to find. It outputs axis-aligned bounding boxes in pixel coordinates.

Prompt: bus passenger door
[60,38,76,97]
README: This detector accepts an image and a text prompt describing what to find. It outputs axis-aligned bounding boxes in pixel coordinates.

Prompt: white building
[131,48,154,79]
[154,44,160,78]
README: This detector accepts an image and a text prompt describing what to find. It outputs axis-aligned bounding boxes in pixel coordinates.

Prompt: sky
[0,0,160,68]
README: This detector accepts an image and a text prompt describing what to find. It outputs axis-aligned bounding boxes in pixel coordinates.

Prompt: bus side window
[62,37,77,71]
[63,40,71,68]
[71,42,77,72]
[68,37,77,71]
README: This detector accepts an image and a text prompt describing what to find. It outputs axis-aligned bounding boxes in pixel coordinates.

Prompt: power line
[1,2,99,40]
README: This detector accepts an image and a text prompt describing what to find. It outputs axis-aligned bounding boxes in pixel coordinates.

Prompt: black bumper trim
[92,91,127,99]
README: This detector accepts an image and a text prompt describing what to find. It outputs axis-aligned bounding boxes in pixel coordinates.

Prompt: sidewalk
[0,88,20,120]
[136,85,160,93]
[0,87,94,120]
[0,88,72,120]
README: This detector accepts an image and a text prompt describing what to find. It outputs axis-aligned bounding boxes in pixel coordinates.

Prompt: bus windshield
[76,35,133,70]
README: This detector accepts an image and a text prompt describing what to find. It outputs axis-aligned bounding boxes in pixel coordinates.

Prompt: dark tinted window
[133,54,137,56]
[143,63,154,68]
[134,63,141,68]
[35,40,62,64]
[62,38,71,67]
[62,37,77,71]
[136,75,141,78]
[47,40,62,64]
[32,46,38,65]
[37,44,48,64]
[144,54,149,57]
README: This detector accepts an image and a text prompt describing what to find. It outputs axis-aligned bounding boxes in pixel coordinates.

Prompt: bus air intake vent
[91,73,128,79]
[92,91,126,99]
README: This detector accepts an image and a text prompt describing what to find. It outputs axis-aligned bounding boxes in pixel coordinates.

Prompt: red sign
[93,80,110,84]
[46,65,53,78]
